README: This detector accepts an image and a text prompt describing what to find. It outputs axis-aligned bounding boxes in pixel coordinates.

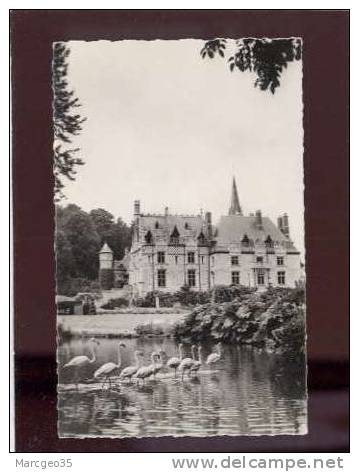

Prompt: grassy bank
[57,311,188,339]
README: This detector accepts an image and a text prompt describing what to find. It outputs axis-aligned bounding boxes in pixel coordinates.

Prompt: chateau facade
[99,178,302,297]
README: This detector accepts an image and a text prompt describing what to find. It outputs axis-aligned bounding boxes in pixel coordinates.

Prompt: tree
[108,217,133,260]
[55,228,76,283]
[53,42,86,199]
[89,209,132,260]
[56,204,100,279]
[201,38,302,94]
[89,208,115,241]
[56,204,133,294]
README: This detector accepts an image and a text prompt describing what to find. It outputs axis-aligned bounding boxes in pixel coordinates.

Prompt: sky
[63,39,304,256]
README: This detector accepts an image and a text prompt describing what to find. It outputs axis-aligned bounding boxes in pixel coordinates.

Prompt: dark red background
[11,10,349,452]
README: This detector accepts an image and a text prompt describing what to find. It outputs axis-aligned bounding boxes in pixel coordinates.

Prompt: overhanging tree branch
[53,42,86,200]
[201,38,302,94]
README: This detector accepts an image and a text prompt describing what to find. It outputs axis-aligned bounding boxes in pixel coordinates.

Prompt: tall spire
[228,177,242,216]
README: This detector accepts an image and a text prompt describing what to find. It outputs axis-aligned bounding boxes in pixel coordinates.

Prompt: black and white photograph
[55,38,307,439]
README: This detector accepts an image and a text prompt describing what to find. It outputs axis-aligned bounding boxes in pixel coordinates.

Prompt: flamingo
[153,350,166,378]
[93,342,126,389]
[190,345,203,376]
[206,342,223,368]
[63,337,99,390]
[178,344,196,380]
[166,343,184,377]
[119,350,144,383]
[133,352,159,385]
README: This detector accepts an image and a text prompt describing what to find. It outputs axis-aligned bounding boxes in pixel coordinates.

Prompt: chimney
[255,210,263,230]
[134,200,140,216]
[205,211,212,239]
[278,213,289,237]
[282,213,290,237]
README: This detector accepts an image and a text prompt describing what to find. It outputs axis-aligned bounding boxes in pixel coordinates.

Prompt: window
[278,271,286,285]
[232,271,240,285]
[242,234,250,246]
[231,255,239,266]
[155,221,159,229]
[144,230,153,244]
[157,251,165,264]
[257,269,265,285]
[188,269,196,287]
[197,231,206,246]
[187,252,195,264]
[265,235,273,248]
[256,256,263,263]
[158,269,166,287]
[277,256,284,266]
[201,256,204,264]
[185,222,189,229]
[175,256,178,264]
[170,226,180,245]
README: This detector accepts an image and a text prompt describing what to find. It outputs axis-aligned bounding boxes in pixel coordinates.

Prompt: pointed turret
[99,242,113,254]
[228,177,242,216]
[99,242,114,289]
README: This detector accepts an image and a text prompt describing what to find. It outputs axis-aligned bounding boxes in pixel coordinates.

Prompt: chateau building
[99,178,302,296]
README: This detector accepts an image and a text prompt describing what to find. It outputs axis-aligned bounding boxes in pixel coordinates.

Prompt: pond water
[57,337,307,438]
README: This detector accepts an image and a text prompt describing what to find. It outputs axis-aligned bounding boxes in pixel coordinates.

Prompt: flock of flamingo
[63,338,223,390]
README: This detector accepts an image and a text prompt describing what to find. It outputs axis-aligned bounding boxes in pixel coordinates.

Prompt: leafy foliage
[57,277,101,298]
[56,204,132,295]
[134,284,256,308]
[173,287,305,356]
[56,204,100,280]
[53,42,86,199]
[201,37,302,94]
[100,297,129,310]
[90,208,132,261]
[200,39,227,58]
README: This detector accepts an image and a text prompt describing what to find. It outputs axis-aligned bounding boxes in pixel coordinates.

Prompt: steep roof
[139,214,206,238]
[99,242,113,253]
[228,177,242,215]
[215,215,293,246]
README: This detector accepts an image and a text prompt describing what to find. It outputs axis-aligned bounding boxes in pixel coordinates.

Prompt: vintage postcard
[55,38,307,438]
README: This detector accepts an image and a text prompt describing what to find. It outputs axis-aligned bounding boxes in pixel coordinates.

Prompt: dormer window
[197,231,206,246]
[241,234,250,246]
[170,225,180,245]
[265,235,273,248]
[144,230,153,244]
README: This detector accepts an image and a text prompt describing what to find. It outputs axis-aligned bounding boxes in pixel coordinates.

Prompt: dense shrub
[173,287,306,355]
[100,297,129,310]
[57,277,101,297]
[134,291,174,308]
[133,285,255,308]
[211,285,256,303]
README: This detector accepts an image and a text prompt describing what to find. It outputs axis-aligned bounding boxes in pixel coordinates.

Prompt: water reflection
[58,338,307,438]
